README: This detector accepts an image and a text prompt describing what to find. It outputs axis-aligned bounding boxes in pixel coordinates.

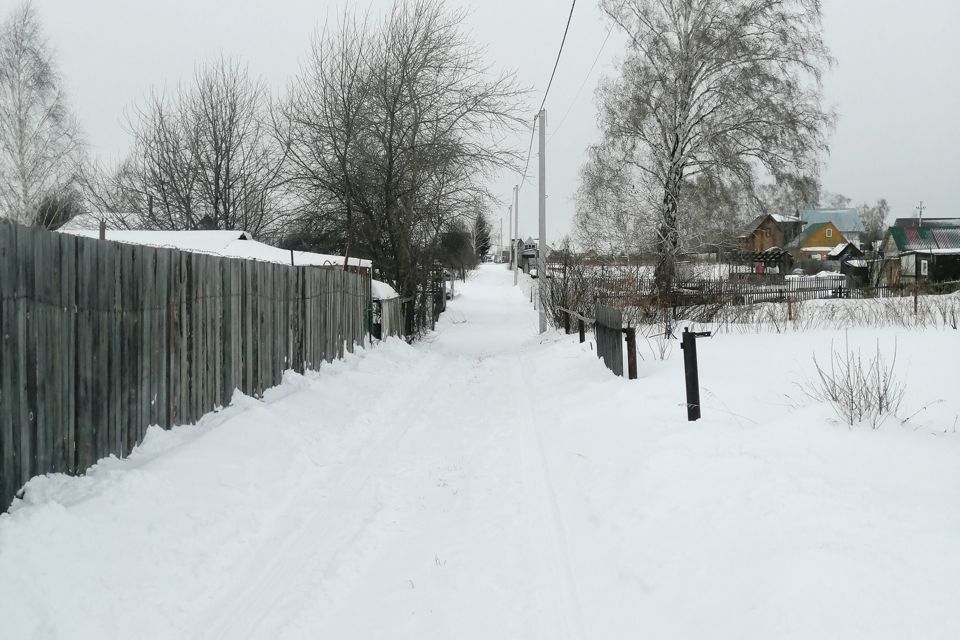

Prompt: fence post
[623,327,637,380]
[563,311,570,334]
[680,328,711,421]
[578,318,585,343]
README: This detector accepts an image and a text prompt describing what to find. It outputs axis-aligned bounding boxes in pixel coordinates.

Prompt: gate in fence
[594,304,623,377]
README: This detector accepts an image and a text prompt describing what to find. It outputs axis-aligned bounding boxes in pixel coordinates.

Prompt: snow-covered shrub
[805,337,905,429]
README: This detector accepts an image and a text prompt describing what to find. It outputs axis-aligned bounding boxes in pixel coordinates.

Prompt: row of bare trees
[0,0,518,334]
[80,58,286,237]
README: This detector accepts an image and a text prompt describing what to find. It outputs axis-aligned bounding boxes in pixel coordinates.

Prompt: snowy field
[1,264,958,639]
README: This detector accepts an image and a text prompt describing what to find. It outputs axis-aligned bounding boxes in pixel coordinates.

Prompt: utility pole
[916,200,926,227]
[513,184,519,285]
[538,109,547,334]
[507,205,512,267]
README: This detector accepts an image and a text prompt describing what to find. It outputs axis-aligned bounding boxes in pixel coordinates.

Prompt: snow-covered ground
[2,265,959,639]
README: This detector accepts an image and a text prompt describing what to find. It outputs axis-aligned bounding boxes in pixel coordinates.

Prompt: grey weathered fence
[0,222,370,510]
[378,297,404,339]
[594,304,623,377]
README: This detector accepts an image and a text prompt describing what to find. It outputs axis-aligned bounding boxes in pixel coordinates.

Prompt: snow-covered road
[2,265,959,639]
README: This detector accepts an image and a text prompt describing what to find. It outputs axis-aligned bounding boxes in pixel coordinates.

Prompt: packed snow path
[2,265,959,639]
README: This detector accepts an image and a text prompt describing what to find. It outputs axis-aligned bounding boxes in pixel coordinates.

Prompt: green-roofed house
[880,218,960,284]
[785,220,847,262]
[800,208,865,248]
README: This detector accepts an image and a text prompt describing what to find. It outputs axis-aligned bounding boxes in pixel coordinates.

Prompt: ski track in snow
[199,352,444,639]
[192,265,589,639]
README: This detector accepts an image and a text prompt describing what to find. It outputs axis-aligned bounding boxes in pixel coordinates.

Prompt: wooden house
[800,208,865,248]
[785,221,847,261]
[880,218,960,284]
[737,213,803,252]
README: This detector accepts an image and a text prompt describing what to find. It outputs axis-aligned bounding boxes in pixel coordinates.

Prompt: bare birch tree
[0,2,82,226]
[589,0,833,300]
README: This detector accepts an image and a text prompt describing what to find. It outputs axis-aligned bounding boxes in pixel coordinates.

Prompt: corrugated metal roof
[800,208,865,233]
[889,224,960,253]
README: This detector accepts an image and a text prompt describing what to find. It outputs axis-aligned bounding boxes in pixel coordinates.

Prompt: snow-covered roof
[771,213,801,223]
[58,229,373,269]
[371,279,399,300]
[827,242,854,258]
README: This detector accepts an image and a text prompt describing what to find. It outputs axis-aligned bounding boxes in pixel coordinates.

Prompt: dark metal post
[681,328,711,421]
[914,253,919,314]
[624,327,637,380]
[578,319,585,343]
[564,311,570,334]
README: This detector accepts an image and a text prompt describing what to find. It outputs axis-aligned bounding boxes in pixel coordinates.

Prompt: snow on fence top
[371,279,399,300]
[59,229,373,269]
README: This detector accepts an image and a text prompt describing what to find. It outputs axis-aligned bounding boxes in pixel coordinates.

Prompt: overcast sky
[28,0,960,245]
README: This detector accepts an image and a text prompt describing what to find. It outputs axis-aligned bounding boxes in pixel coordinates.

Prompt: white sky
[29,0,960,246]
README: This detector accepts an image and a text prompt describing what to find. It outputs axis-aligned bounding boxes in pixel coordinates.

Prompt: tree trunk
[654,167,683,306]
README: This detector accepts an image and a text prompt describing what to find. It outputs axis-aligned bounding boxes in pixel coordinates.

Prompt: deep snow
[1,264,958,639]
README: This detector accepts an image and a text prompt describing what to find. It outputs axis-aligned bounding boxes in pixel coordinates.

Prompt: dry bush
[803,337,906,429]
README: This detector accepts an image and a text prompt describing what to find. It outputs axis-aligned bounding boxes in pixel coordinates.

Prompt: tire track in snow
[514,350,588,640]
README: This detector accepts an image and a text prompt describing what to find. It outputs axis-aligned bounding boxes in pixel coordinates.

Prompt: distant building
[880,218,960,284]
[518,237,553,273]
[737,213,803,252]
[785,221,847,261]
[799,208,865,248]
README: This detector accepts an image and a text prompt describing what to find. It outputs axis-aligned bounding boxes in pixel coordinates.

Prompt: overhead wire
[547,24,613,145]
[516,0,578,192]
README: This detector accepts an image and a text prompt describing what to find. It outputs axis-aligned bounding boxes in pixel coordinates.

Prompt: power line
[537,0,578,115]
[517,115,538,191]
[547,24,613,145]
[517,0,578,193]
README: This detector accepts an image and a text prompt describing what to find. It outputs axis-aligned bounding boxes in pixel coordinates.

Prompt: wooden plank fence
[0,222,371,510]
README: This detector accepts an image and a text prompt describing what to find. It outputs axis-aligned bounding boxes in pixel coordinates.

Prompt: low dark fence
[589,276,946,307]
[595,304,623,377]
[0,222,370,510]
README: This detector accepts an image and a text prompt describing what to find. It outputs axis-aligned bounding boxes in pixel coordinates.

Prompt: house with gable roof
[785,221,847,261]
[880,218,960,284]
[737,213,803,252]
[799,208,865,248]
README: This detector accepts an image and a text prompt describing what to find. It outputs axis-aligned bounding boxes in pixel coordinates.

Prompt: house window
[825,228,833,238]
[921,259,929,276]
